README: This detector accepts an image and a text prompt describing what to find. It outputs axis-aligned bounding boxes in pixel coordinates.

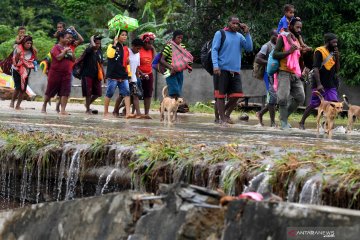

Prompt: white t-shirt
[129,48,140,82]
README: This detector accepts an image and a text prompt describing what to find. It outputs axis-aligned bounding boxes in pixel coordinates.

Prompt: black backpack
[200,29,226,75]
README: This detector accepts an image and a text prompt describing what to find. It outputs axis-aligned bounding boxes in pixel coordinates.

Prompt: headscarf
[140,32,156,43]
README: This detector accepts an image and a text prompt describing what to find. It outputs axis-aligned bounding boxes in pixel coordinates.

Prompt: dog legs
[316,110,322,133]
[160,104,165,122]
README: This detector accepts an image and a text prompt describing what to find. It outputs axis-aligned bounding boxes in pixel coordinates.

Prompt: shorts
[82,76,102,97]
[105,79,130,98]
[45,70,72,97]
[140,73,154,98]
[12,69,29,91]
[130,80,143,98]
[213,70,243,99]
[310,88,338,108]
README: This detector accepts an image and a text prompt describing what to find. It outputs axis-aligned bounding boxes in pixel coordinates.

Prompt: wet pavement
[1,100,359,156]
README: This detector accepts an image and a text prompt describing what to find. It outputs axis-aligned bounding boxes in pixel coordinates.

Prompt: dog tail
[313,91,325,102]
[162,85,168,98]
[342,94,350,107]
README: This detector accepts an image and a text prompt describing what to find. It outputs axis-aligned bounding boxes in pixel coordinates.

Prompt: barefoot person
[255,29,278,127]
[212,16,253,124]
[139,32,156,118]
[42,31,75,115]
[103,30,134,119]
[10,35,37,110]
[80,35,104,114]
[299,33,340,129]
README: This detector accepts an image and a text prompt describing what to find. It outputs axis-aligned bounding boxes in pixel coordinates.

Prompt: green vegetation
[1,0,359,84]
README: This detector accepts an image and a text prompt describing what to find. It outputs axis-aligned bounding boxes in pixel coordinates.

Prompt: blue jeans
[166,72,183,96]
[105,79,130,98]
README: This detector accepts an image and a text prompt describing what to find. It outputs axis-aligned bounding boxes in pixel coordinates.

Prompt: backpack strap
[219,29,226,52]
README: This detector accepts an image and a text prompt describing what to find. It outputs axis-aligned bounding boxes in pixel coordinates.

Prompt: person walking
[138,32,156,118]
[103,30,134,119]
[273,18,305,130]
[299,33,340,129]
[10,35,37,110]
[160,30,193,98]
[42,31,75,115]
[255,29,278,127]
[211,16,253,124]
[80,35,104,114]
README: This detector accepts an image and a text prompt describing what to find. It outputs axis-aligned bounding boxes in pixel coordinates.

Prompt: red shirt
[139,47,154,74]
[50,44,73,73]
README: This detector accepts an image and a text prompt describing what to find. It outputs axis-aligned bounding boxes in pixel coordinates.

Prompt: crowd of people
[7,3,342,131]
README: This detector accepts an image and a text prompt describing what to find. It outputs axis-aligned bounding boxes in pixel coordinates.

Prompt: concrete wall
[28,67,360,105]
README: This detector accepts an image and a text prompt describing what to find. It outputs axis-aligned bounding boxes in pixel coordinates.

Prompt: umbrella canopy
[108,14,139,34]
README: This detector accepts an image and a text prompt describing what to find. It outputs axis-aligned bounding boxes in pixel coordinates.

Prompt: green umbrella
[108,14,139,36]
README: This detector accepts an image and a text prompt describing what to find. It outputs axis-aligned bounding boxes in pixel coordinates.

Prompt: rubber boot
[279,106,290,130]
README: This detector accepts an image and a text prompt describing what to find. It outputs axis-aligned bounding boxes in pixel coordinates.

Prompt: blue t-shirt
[211,30,253,73]
[277,15,290,33]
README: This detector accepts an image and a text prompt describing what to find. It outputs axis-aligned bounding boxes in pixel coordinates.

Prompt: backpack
[253,42,273,80]
[266,50,279,76]
[72,47,89,79]
[0,52,14,75]
[200,29,226,75]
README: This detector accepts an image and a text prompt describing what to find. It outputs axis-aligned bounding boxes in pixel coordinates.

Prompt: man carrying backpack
[255,29,278,127]
[212,16,253,124]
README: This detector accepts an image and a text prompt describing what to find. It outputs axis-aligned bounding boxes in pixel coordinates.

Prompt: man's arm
[273,37,296,60]
[313,51,323,92]
[70,26,84,46]
[211,31,222,75]
[240,32,253,52]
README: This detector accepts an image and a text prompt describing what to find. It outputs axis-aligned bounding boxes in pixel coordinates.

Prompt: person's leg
[82,77,92,113]
[59,96,69,115]
[104,79,116,117]
[276,71,291,129]
[42,95,51,113]
[177,72,184,96]
[119,80,134,118]
[288,75,305,116]
[55,99,61,113]
[216,71,230,123]
[267,79,277,127]
[10,70,21,108]
[166,73,180,98]
[15,89,26,110]
[141,73,153,117]
[225,73,243,122]
[217,98,226,123]
[10,89,19,108]
[256,105,269,126]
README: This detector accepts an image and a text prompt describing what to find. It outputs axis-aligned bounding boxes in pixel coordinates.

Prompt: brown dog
[314,91,343,135]
[343,95,360,132]
[160,86,184,124]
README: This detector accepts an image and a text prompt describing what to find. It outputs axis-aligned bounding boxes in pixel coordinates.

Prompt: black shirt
[106,43,128,80]
[82,47,103,79]
[312,50,337,89]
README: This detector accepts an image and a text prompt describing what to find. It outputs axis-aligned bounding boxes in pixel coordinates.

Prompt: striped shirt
[162,43,187,65]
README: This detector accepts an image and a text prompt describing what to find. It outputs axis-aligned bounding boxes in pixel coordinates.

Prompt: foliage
[0,0,359,85]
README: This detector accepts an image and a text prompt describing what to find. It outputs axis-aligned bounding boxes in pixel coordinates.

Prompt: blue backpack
[266,50,279,76]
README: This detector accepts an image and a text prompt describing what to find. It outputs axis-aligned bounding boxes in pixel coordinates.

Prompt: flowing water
[0,104,359,210]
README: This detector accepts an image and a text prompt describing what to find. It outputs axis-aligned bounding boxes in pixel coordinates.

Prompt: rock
[1,184,360,240]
